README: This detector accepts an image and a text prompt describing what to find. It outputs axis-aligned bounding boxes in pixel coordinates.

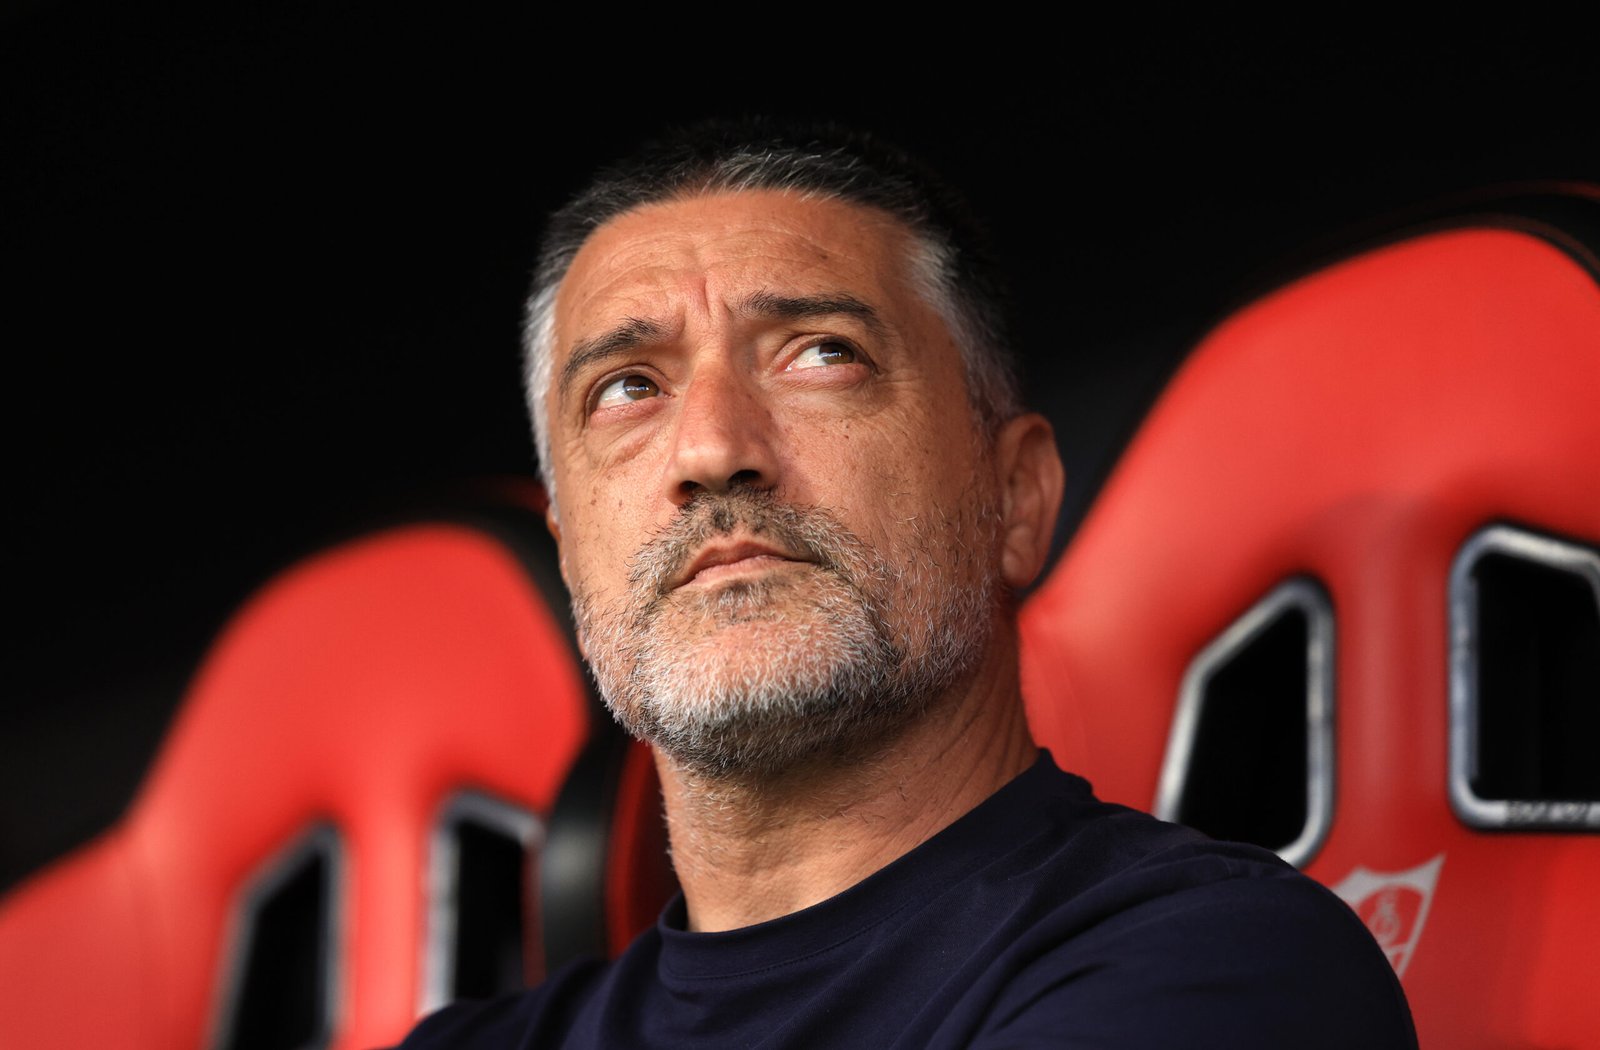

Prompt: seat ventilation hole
[1155,578,1334,868]
[423,792,543,1013]
[1450,525,1600,829]
[214,825,340,1050]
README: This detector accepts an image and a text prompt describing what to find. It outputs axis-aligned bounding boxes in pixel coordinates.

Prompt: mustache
[627,485,864,603]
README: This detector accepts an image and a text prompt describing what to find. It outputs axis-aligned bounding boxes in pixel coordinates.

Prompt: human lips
[672,538,812,590]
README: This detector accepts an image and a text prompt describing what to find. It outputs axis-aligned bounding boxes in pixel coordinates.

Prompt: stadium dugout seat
[1020,186,1600,1049]
[0,486,674,1050]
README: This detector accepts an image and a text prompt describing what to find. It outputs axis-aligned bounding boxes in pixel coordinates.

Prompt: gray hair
[522,120,1022,509]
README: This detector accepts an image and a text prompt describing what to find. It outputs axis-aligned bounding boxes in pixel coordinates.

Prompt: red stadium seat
[1021,193,1600,1048]
[0,493,672,1050]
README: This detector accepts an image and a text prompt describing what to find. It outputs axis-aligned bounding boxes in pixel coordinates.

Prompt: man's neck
[655,634,1038,933]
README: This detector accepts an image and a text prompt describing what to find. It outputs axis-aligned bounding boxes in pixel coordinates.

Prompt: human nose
[663,363,780,504]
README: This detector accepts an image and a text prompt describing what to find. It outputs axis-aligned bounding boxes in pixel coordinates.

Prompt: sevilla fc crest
[1329,854,1444,977]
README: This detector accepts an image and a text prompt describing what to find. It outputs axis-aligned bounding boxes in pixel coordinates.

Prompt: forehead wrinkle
[557,315,669,403]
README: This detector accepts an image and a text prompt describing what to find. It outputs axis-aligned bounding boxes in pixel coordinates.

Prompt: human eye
[593,373,661,411]
[787,339,861,370]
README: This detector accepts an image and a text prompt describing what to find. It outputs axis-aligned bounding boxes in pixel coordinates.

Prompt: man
[400,120,1415,1048]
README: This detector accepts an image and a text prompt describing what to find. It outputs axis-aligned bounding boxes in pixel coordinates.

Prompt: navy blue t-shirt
[399,752,1415,1048]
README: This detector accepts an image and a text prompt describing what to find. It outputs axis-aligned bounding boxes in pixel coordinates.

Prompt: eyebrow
[558,316,670,404]
[736,291,886,337]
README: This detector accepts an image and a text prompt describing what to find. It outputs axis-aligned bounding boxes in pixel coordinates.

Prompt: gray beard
[570,484,998,780]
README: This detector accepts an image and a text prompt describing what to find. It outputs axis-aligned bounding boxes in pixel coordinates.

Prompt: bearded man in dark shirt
[398,120,1416,1049]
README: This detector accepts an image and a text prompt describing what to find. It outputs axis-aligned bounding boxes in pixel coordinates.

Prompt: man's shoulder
[971,762,1416,1047]
[910,752,1382,964]
[982,865,1415,1047]
[1010,759,1401,977]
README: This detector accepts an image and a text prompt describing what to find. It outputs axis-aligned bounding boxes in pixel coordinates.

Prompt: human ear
[993,412,1065,589]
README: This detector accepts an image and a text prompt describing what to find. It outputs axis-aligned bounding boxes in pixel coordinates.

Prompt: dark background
[4,7,1595,891]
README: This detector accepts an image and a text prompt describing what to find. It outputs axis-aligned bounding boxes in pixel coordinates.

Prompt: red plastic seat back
[0,515,595,1049]
[1021,214,1600,1048]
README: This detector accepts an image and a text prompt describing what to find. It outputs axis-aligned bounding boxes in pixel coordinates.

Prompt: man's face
[545,190,1005,776]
